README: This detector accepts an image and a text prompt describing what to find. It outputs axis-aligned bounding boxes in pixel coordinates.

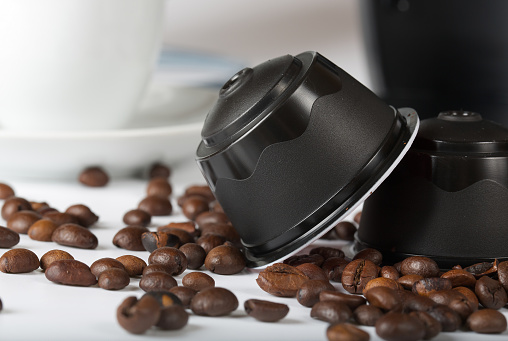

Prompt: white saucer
[0,82,218,179]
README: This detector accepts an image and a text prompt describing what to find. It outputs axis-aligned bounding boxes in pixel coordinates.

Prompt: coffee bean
[51,223,98,249]
[160,221,197,236]
[380,266,400,281]
[375,311,425,341]
[98,268,130,290]
[319,291,366,310]
[426,305,462,332]
[399,291,436,313]
[142,264,173,276]
[466,308,507,334]
[398,274,424,290]
[440,269,477,288]
[297,279,335,307]
[64,204,99,227]
[169,286,197,309]
[408,311,442,339]
[205,245,246,275]
[156,305,188,330]
[353,304,384,326]
[453,286,479,311]
[333,221,357,241]
[364,287,402,311]
[354,212,362,224]
[112,225,149,251]
[32,202,51,213]
[179,243,206,270]
[310,301,353,324]
[148,247,187,276]
[0,183,14,199]
[1,196,32,220]
[256,263,309,297]
[428,290,475,320]
[475,276,508,309]
[159,227,194,245]
[212,201,224,213]
[326,323,369,341]
[139,272,177,292]
[149,162,171,179]
[353,248,382,266]
[322,257,350,282]
[200,223,240,243]
[40,249,74,271]
[117,295,160,334]
[310,246,345,260]
[90,257,126,277]
[412,278,452,296]
[196,234,226,254]
[190,287,238,316]
[184,185,215,203]
[45,259,97,286]
[27,219,58,241]
[363,277,402,295]
[464,260,499,278]
[116,255,147,277]
[0,248,39,273]
[427,289,466,306]
[341,259,379,294]
[79,166,109,187]
[123,209,151,227]
[138,196,172,216]
[7,210,41,234]
[296,263,329,281]
[182,272,215,291]
[42,211,80,226]
[401,256,440,278]
[142,231,180,253]
[244,299,289,322]
[195,211,229,228]
[284,254,325,267]
[181,196,209,220]
[498,260,508,292]
[146,177,172,198]
[0,226,20,248]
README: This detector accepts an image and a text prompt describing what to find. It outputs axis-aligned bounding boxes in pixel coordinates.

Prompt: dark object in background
[362,0,508,125]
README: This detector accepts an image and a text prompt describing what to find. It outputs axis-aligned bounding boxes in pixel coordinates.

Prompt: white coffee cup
[0,0,164,131]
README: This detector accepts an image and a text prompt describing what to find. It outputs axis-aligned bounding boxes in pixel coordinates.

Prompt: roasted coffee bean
[90,257,126,277]
[212,201,223,213]
[98,268,130,290]
[464,260,499,278]
[412,278,452,296]
[475,276,508,309]
[408,311,442,340]
[64,204,99,227]
[144,290,182,308]
[196,234,226,254]
[310,246,345,260]
[244,299,289,322]
[149,162,171,179]
[182,272,215,291]
[184,185,215,203]
[401,256,440,278]
[117,295,160,334]
[181,196,209,221]
[148,247,187,276]
[427,289,466,306]
[113,225,149,251]
[195,211,229,228]
[169,286,197,309]
[425,305,461,332]
[200,223,240,243]
[363,277,402,295]
[311,301,353,324]
[116,255,147,277]
[42,211,80,226]
[160,221,197,236]
[27,219,58,241]
[79,166,109,187]
[399,292,436,313]
[296,263,328,281]
[353,248,382,266]
[354,212,362,224]
[440,269,476,288]
[453,286,479,311]
[139,272,177,292]
[322,257,350,282]
[0,183,14,199]
[319,290,366,310]
[286,254,325,267]
[0,248,39,273]
[142,231,180,253]
[177,194,205,208]
[146,177,172,198]
[123,209,151,227]
[333,221,357,241]
[138,196,172,216]
[497,260,508,292]
[1,196,32,220]
[205,244,246,275]
[30,201,49,212]
[0,226,20,248]
[45,259,97,286]
[353,304,384,326]
[179,243,206,270]
[256,263,309,297]
[466,308,507,334]
[142,264,173,276]
[156,305,188,330]
[342,259,379,294]
[40,249,74,271]
[326,323,369,341]
[428,290,475,320]
[190,287,238,316]
[398,274,424,290]
[320,228,340,240]
[7,210,41,234]
[297,279,335,307]
[364,287,402,311]
[159,227,194,245]
[375,311,425,341]
[52,223,98,249]
[380,266,400,281]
